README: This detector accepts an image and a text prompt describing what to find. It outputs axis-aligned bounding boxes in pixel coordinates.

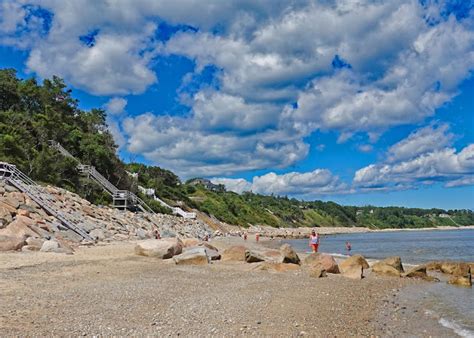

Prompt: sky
[0,0,473,209]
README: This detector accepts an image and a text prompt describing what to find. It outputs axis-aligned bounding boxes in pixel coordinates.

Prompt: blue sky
[0,0,473,209]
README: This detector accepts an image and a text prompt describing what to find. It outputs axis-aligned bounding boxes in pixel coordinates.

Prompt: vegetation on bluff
[1,69,473,229]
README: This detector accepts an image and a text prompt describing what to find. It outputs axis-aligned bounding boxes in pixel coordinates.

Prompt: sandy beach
[0,237,454,337]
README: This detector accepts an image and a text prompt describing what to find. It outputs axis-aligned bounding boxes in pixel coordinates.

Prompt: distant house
[187,178,225,192]
[438,213,450,218]
[356,210,363,216]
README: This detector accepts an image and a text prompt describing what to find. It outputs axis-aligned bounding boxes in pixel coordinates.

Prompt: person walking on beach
[309,230,319,253]
[255,233,260,242]
[243,232,248,241]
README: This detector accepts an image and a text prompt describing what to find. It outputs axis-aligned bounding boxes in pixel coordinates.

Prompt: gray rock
[135,238,183,259]
[89,229,106,241]
[206,248,221,261]
[40,240,60,252]
[173,247,210,265]
[136,228,147,239]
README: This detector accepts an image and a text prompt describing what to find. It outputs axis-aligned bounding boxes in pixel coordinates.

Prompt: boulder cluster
[0,181,212,253]
[134,238,473,288]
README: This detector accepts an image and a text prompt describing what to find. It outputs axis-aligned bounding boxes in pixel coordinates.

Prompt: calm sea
[284,228,474,263]
[284,229,474,337]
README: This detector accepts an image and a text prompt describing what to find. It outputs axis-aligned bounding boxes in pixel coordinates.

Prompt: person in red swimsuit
[309,230,319,253]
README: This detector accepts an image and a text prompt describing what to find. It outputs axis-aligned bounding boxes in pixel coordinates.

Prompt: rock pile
[0,181,212,252]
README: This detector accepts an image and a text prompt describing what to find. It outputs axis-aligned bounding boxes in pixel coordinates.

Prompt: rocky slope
[0,180,212,252]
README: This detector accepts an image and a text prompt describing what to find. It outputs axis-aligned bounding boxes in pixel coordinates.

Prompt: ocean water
[284,229,474,337]
[284,229,474,263]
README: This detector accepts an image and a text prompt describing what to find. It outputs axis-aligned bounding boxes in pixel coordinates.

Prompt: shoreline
[226,224,474,239]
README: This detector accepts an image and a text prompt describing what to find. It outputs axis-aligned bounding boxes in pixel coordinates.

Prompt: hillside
[1,69,473,229]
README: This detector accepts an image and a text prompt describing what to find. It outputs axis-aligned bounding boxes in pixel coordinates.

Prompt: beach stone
[440,262,458,274]
[136,228,147,240]
[0,201,17,214]
[182,238,201,247]
[309,267,327,278]
[135,238,183,259]
[255,262,300,273]
[0,216,38,238]
[173,247,209,265]
[402,265,437,281]
[425,261,443,271]
[245,249,266,263]
[371,262,401,277]
[341,265,363,280]
[40,239,60,252]
[0,235,26,251]
[339,254,369,271]
[222,245,247,261]
[380,256,404,272]
[304,253,340,274]
[21,244,41,252]
[17,208,30,217]
[452,263,471,277]
[89,229,105,241]
[0,205,13,228]
[447,275,472,287]
[206,248,221,261]
[26,237,45,248]
[280,244,301,265]
[3,195,21,209]
[200,242,219,251]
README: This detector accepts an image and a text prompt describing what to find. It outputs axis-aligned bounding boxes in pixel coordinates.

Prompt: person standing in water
[309,230,319,253]
[345,241,352,255]
[255,233,260,242]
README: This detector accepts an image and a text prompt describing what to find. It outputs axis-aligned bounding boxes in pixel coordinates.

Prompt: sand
[0,238,454,336]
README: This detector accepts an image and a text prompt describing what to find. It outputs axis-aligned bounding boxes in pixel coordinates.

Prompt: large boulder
[222,245,247,261]
[2,195,21,209]
[448,275,472,287]
[0,235,26,251]
[339,254,369,279]
[309,267,327,278]
[440,262,459,274]
[206,248,221,261]
[182,238,201,247]
[381,256,404,272]
[245,249,280,263]
[429,262,471,276]
[280,244,300,265]
[173,247,209,265]
[304,253,340,274]
[371,262,401,277]
[452,263,471,277]
[341,265,363,280]
[447,263,471,287]
[0,216,38,238]
[245,249,266,263]
[135,238,183,259]
[254,262,300,273]
[402,265,438,281]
